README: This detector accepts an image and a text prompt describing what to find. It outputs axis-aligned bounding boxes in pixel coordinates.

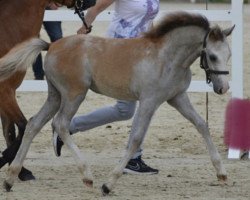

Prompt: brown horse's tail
[0,38,49,81]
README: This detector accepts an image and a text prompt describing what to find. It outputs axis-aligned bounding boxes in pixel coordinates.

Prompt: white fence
[17,0,244,158]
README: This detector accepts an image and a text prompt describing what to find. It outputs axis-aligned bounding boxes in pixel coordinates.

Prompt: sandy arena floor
[0,2,250,200]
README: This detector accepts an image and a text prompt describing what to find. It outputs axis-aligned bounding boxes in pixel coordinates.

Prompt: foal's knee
[195,119,208,134]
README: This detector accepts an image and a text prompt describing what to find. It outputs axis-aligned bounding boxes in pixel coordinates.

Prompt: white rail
[17,0,244,158]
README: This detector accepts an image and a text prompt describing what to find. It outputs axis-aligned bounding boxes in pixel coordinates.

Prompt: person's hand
[77,25,88,34]
[48,2,62,10]
[77,25,92,34]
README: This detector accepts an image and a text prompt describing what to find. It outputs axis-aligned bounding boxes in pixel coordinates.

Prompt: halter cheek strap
[200,29,229,84]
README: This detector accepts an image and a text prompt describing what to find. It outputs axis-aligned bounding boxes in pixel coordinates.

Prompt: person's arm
[77,0,115,34]
[47,2,62,10]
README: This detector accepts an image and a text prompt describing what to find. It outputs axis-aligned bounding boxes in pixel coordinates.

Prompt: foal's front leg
[102,99,159,195]
[167,92,227,181]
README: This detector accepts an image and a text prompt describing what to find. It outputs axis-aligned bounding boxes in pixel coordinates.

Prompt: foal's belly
[90,80,138,101]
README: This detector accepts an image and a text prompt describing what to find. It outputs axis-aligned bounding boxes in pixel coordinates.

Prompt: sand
[0,2,250,200]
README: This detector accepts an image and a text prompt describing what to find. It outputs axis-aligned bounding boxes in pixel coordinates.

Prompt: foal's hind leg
[4,81,61,191]
[52,91,93,187]
[167,92,227,181]
[102,99,159,195]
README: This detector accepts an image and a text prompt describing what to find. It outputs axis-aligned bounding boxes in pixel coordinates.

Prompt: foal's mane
[144,12,210,40]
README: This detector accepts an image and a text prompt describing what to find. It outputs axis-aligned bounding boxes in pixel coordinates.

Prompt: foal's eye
[209,54,217,62]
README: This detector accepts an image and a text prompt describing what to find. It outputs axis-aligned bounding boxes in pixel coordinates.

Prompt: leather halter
[200,30,229,84]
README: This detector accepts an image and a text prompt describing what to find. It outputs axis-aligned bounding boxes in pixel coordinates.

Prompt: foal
[0,12,234,194]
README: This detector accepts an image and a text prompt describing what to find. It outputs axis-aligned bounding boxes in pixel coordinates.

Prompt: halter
[200,30,229,84]
[73,0,96,33]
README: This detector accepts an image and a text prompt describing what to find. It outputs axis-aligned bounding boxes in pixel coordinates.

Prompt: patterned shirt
[107,0,159,39]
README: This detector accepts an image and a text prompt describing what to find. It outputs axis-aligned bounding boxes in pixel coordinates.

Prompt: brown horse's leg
[0,90,35,181]
[0,113,16,169]
[1,114,16,147]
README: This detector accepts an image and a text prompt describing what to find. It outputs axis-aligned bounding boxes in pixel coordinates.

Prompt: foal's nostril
[219,88,223,94]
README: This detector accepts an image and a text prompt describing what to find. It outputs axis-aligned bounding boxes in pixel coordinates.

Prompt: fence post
[228,0,244,159]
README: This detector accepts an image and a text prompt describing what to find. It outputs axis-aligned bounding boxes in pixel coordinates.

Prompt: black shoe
[53,132,64,157]
[123,156,159,175]
[0,157,8,168]
[240,150,249,160]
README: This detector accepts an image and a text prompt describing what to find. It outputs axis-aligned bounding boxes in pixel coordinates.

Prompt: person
[53,0,160,174]
[33,2,63,80]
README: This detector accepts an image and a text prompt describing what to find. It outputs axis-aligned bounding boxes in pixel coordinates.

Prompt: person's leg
[70,100,142,157]
[43,21,62,42]
[70,100,136,132]
[70,100,143,158]
[32,18,62,80]
[32,53,44,80]
[54,100,136,156]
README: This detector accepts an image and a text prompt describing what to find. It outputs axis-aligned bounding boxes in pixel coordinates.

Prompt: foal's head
[202,25,235,94]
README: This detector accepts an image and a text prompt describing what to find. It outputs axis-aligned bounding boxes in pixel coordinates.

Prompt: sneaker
[123,156,159,175]
[53,132,64,157]
[240,150,249,160]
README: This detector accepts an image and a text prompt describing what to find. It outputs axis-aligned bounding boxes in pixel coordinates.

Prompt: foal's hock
[0,12,234,194]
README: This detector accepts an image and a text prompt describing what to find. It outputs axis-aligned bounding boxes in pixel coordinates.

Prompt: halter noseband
[200,29,229,84]
[73,0,96,33]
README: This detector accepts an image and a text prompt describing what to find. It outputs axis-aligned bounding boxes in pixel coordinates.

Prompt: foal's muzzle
[213,81,229,95]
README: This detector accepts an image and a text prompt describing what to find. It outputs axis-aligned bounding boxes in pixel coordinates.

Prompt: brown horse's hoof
[0,157,8,169]
[217,174,227,182]
[3,180,12,192]
[18,167,36,181]
[82,179,93,187]
[101,184,110,196]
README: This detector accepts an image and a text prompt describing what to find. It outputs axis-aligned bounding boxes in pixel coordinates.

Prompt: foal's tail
[0,38,49,81]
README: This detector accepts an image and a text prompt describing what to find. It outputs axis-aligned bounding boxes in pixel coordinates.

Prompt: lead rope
[205,0,209,126]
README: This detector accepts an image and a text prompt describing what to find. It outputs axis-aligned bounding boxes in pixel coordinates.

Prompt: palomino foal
[0,12,234,194]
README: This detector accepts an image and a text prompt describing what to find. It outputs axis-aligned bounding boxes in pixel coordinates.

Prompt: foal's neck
[162,26,207,69]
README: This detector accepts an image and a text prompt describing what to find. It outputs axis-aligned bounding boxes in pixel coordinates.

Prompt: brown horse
[0,0,89,181]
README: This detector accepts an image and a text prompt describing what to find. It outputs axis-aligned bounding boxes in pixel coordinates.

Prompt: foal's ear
[223,25,235,37]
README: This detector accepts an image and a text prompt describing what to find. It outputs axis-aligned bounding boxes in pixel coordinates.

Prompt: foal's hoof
[3,180,12,192]
[82,178,93,187]
[101,184,110,196]
[217,174,227,182]
[18,167,35,181]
